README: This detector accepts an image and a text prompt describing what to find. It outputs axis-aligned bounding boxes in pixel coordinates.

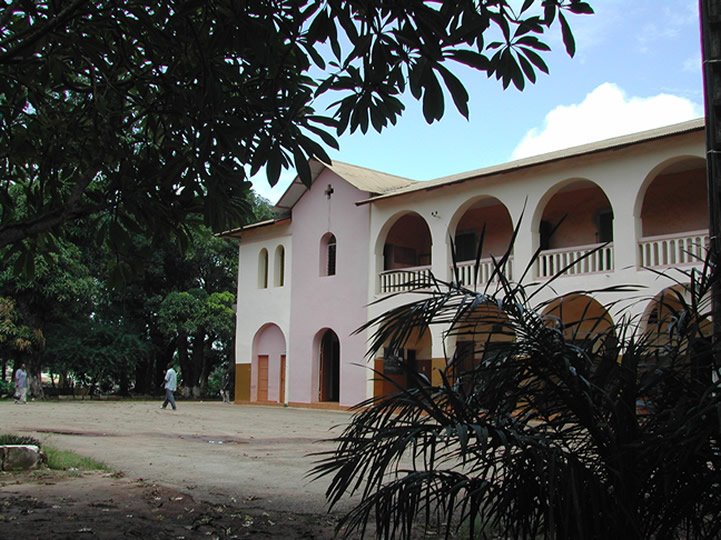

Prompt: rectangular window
[454,232,477,261]
[598,210,614,243]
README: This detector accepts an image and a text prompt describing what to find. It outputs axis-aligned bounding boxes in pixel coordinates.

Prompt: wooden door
[257,355,269,402]
[279,355,286,404]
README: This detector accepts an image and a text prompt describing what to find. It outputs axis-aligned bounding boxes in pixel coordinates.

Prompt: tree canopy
[1,0,593,256]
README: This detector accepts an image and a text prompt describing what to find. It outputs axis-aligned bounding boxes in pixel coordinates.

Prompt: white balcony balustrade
[537,243,614,278]
[379,266,432,294]
[451,257,513,288]
[639,230,709,268]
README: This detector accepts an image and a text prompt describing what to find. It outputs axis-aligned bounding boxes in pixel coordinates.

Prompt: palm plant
[311,230,721,539]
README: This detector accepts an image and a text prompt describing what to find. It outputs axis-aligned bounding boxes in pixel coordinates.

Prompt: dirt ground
[0,400,370,539]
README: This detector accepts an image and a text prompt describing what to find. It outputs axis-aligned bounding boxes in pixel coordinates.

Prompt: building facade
[225,119,709,408]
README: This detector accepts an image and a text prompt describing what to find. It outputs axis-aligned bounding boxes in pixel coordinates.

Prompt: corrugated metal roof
[357,118,705,205]
[274,158,414,211]
[217,217,291,239]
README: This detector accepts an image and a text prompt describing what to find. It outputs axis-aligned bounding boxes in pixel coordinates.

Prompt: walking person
[161,361,178,410]
[14,363,28,404]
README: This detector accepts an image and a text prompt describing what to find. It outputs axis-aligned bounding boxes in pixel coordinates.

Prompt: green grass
[43,445,110,472]
[1,432,110,473]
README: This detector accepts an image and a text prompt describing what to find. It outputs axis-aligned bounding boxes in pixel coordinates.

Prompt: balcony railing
[537,242,614,278]
[639,230,708,268]
[452,257,513,288]
[379,266,432,294]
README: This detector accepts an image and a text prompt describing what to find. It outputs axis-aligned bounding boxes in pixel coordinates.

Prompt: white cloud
[510,82,702,160]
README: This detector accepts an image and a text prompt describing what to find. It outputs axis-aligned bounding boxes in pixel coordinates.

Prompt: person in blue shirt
[161,362,178,410]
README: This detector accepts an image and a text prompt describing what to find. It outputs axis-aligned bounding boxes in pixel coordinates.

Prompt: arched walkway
[450,304,515,393]
[378,212,433,293]
[374,327,433,398]
[536,179,614,277]
[638,158,708,268]
[541,293,615,350]
[450,197,514,286]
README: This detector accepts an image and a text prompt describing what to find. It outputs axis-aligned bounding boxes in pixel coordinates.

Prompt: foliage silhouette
[312,230,721,539]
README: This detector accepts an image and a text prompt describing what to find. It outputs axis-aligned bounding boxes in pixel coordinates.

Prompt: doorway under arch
[318,329,340,402]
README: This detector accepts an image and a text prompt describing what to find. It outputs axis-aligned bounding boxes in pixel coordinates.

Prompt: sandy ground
[0,400,369,539]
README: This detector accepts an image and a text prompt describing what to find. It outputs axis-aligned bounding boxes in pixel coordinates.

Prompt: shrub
[0,379,13,397]
[313,236,721,539]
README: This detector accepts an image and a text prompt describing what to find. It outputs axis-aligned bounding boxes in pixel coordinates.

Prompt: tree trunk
[177,332,191,397]
[190,328,206,397]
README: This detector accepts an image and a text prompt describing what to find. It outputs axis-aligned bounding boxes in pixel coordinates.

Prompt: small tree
[313,235,721,539]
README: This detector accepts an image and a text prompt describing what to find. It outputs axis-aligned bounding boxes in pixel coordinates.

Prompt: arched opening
[536,180,614,278]
[450,304,516,395]
[380,212,432,293]
[318,329,340,402]
[451,197,514,286]
[637,285,712,412]
[251,323,287,403]
[320,233,337,277]
[274,245,285,287]
[639,158,708,268]
[258,248,269,289]
[374,327,433,398]
[541,294,616,351]
[641,285,712,358]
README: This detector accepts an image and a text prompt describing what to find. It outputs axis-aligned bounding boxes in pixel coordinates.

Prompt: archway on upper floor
[376,211,433,293]
[534,179,614,277]
[541,293,616,353]
[637,157,708,268]
[252,323,287,403]
[449,196,514,285]
[374,327,433,398]
[316,328,340,402]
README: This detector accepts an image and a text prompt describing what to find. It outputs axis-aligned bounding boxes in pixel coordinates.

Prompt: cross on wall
[325,184,334,199]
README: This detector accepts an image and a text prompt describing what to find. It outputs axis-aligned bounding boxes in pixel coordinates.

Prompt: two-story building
[224,118,708,408]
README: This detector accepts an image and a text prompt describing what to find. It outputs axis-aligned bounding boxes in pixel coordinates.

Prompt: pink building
[224,119,709,408]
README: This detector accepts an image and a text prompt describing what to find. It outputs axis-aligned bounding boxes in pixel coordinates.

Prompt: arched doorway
[319,329,340,402]
[252,323,287,403]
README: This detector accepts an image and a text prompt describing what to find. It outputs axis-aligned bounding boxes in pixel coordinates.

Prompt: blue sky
[253,0,704,203]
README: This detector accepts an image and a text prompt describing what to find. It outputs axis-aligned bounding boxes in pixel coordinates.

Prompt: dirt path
[0,400,361,538]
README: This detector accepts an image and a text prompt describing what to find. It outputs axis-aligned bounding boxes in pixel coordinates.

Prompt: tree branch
[0,169,100,248]
[0,0,90,64]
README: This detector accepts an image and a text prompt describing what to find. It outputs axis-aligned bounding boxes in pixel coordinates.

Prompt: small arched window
[274,245,285,287]
[320,233,337,276]
[258,248,269,289]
